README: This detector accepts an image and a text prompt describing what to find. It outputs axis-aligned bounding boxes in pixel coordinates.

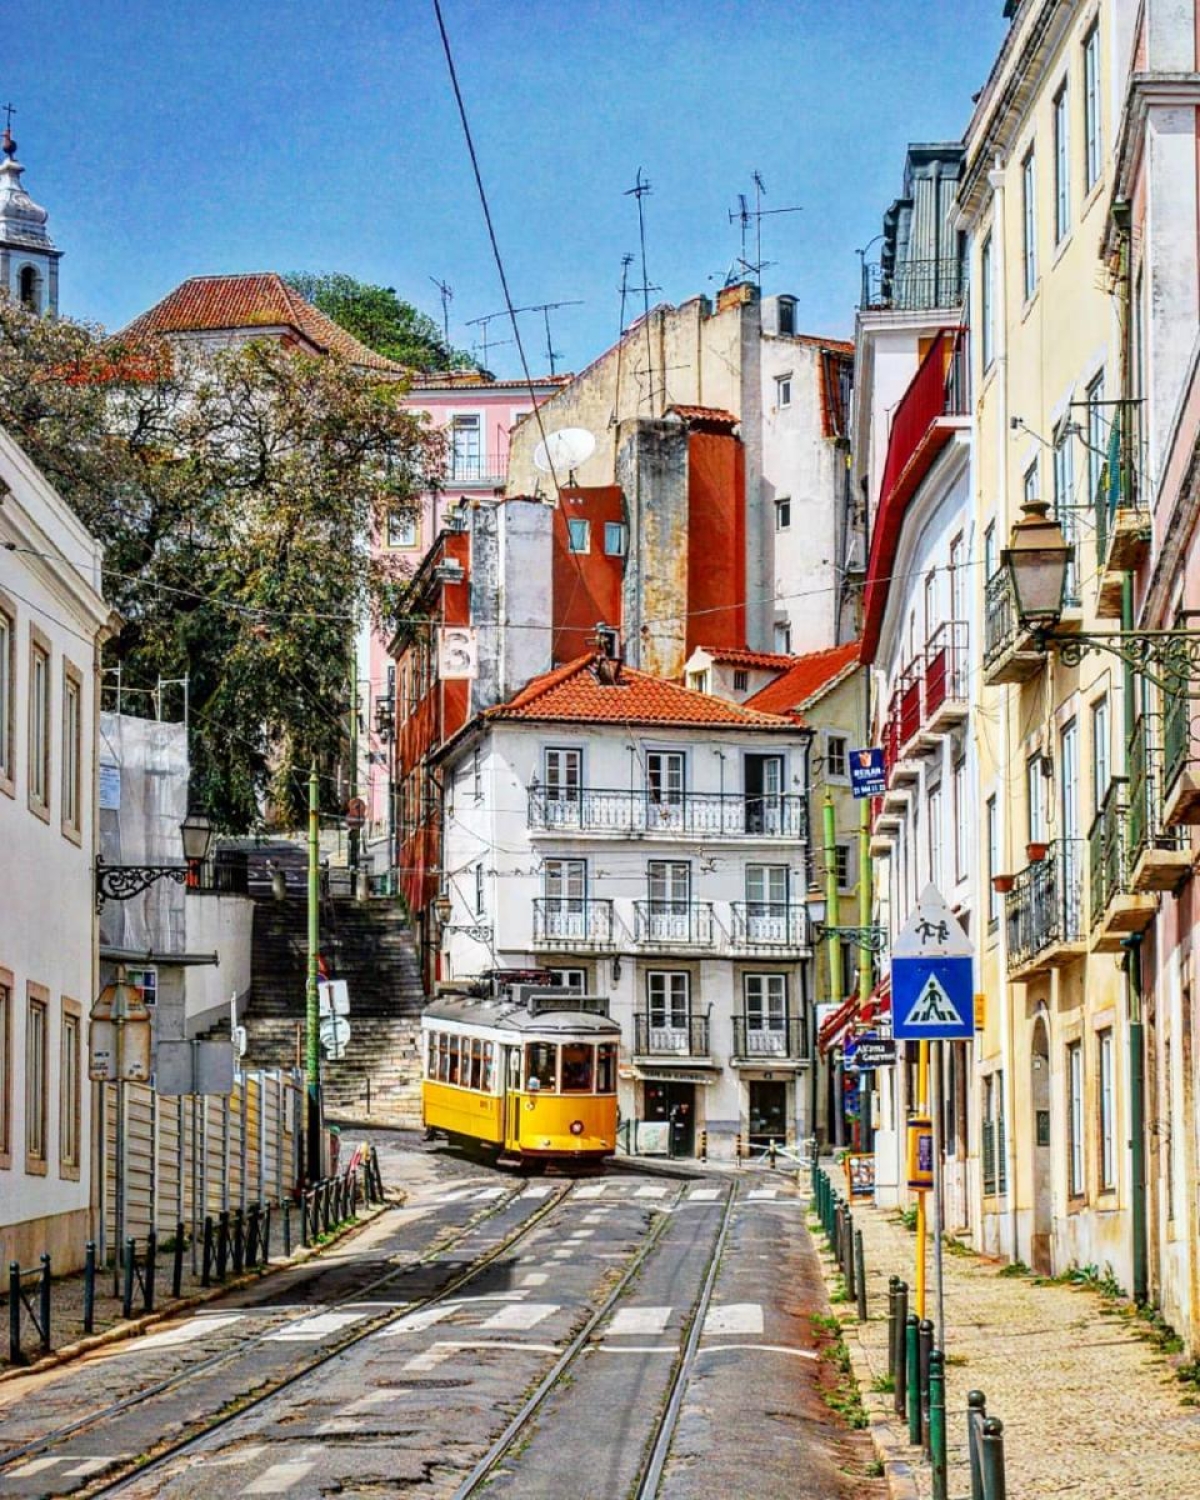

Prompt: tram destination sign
[891,884,975,1042]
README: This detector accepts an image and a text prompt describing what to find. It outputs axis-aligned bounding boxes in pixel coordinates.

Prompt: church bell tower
[0,112,61,315]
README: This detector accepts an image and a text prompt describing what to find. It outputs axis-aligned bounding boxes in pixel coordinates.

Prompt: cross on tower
[2,104,15,131]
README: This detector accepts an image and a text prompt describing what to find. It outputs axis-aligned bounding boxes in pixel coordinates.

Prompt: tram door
[503,1047,523,1149]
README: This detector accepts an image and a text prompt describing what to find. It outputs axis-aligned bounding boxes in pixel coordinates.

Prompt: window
[826,734,848,780]
[1023,459,1039,508]
[544,858,586,909]
[1098,1028,1115,1190]
[775,374,792,408]
[648,971,689,1029]
[646,750,685,809]
[1053,421,1078,605]
[28,631,50,817]
[544,747,582,806]
[560,1042,593,1092]
[834,842,852,891]
[949,534,965,621]
[18,265,39,310]
[980,233,994,370]
[777,297,796,336]
[1054,82,1070,242]
[60,1002,81,1176]
[983,520,997,581]
[1092,697,1110,812]
[0,596,13,794]
[1083,23,1101,192]
[450,415,482,480]
[648,860,690,911]
[929,784,944,888]
[386,511,419,548]
[604,521,627,556]
[773,621,792,654]
[688,670,711,694]
[567,518,590,553]
[983,1071,1007,1195]
[62,663,82,839]
[733,669,749,692]
[525,1041,558,1092]
[473,747,482,800]
[924,571,938,643]
[775,497,791,531]
[1027,755,1047,843]
[745,864,788,910]
[127,967,158,1009]
[1022,148,1037,300]
[474,862,485,916]
[1068,1041,1084,1196]
[953,758,968,881]
[745,973,786,1031]
[986,794,999,926]
[0,971,11,1168]
[549,967,586,994]
[596,1043,617,1093]
[25,986,48,1174]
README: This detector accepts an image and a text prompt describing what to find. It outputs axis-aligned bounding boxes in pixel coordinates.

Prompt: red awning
[859,974,891,1026]
[818,994,858,1055]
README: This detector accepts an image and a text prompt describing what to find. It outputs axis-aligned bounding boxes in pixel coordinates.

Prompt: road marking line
[346,1391,395,1413]
[114,1313,244,1352]
[523,1272,549,1286]
[9,1458,68,1477]
[568,1229,594,1239]
[703,1303,764,1335]
[607,1306,672,1335]
[246,1460,318,1494]
[440,1340,560,1353]
[455,1292,527,1303]
[635,1185,668,1198]
[551,1248,573,1258]
[594,1345,677,1354]
[575,1183,607,1198]
[265,1310,367,1341]
[479,1302,559,1330]
[63,1459,116,1478]
[523,1184,555,1198]
[695,1342,817,1360]
[747,1189,778,1200]
[378,1304,459,1335]
[316,1417,362,1434]
[203,1446,268,1467]
[401,1345,454,1373]
[689,1188,720,1201]
[474,1187,507,1200]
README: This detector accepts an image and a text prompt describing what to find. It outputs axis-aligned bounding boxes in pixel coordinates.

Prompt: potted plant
[992,873,1015,894]
[1026,841,1049,863]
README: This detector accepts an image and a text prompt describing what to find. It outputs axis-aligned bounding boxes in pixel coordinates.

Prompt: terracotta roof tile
[121,274,408,374]
[667,404,739,429]
[743,641,860,716]
[487,654,798,730]
[695,645,797,671]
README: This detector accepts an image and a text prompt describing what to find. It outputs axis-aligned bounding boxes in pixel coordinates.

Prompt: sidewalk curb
[0,1194,402,1385]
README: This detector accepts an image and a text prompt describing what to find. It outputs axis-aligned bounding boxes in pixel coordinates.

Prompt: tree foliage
[286,272,477,372]
[0,297,443,829]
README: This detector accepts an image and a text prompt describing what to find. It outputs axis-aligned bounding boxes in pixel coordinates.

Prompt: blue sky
[10,0,1008,375]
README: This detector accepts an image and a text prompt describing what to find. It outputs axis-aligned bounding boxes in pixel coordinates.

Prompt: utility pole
[306,764,321,1186]
[348,680,360,875]
[823,792,845,1149]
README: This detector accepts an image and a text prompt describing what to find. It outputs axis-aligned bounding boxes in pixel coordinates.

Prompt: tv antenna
[468,299,582,377]
[624,168,659,412]
[726,171,802,286]
[429,277,454,346]
[465,309,514,368]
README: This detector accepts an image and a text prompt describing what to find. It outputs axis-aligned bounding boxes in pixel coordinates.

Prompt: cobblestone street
[822,1192,1200,1498]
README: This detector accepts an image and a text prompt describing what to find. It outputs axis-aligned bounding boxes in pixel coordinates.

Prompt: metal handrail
[983,569,1021,668]
[924,620,969,718]
[860,257,963,312]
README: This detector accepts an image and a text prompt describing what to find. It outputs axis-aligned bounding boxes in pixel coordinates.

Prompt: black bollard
[122,1238,136,1318]
[144,1232,156,1313]
[216,1211,230,1281]
[202,1215,214,1287]
[887,1277,899,1375]
[283,1199,292,1257]
[84,1242,97,1335]
[854,1229,867,1322]
[260,1203,272,1267]
[981,1417,1006,1500]
[232,1208,245,1275]
[906,1314,920,1445]
[967,1390,987,1500]
[918,1318,934,1454]
[894,1281,909,1418]
[39,1254,51,1352]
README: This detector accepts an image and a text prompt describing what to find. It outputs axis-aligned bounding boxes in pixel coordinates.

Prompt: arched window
[18,265,40,310]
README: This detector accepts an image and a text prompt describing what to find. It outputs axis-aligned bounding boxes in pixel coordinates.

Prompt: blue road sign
[892,955,974,1041]
[849,747,886,798]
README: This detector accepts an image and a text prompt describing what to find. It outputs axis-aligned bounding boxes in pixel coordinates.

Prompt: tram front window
[525,1042,558,1092]
[561,1043,594,1092]
[596,1043,617,1093]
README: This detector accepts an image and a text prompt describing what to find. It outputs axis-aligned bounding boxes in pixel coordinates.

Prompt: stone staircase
[242,896,426,1128]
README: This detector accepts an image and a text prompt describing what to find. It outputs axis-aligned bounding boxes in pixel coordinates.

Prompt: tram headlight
[570,1120,584,1136]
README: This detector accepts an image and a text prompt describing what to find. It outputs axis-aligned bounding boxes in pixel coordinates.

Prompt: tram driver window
[447,1035,461,1086]
[525,1042,558,1092]
[482,1041,496,1091]
[561,1043,594,1092]
[596,1043,617,1094]
[438,1034,450,1082]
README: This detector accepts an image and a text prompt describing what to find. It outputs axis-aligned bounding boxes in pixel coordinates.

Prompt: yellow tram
[421,990,619,1164]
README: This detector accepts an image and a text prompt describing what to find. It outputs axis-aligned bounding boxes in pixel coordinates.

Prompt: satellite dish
[533,427,596,475]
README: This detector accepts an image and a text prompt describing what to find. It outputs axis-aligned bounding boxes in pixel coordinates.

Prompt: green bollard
[906,1314,920,1445]
[855,1229,868,1322]
[919,1318,934,1455]
[894,1281,909,1418]
[887,1277,899,1375]
[967,1390,987,1500]
[929,1349,947,1500]
[981,1416,1006,1500]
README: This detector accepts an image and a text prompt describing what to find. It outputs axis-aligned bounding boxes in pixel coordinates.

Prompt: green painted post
[929,1349,947,1500]
[906,1314,920,1445]
[967,1390,987,1500]
[305,764,322,1186]
[894,1282,909,1417]
[855,1229,868,1321]
[919,1318,934,1454]
[981,1417,1006,1500]
[887,1277,899,1375]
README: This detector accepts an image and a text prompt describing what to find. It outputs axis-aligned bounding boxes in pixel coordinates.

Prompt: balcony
[1005,839,1086,980]
[921,621,969,739]
[730,1017,808,1066]
[633,1013,710,1059]
[1093,402,1149,619]
[527,788,808,840]
[633,902,716,949]
[1163,671,1200,826]
[729,903,808,954]
[883,688,920,791]
[983,569,1044,686]
[896,662,924,758]
[446,458,506,488]
[1087,780,1154,952]
[859,257,963,313]
[1127,715,1191,891]
[531,898,616,950]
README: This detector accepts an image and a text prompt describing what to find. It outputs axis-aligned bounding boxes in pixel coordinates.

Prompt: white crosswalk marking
[703,1303,765,1335]
[523,1184,555,1198]
[480,1302,559,1330]
[204,1446,268,1467]
[576,1182,607,1198]
[568,1229,594,1239]
[523,1272,549,1286]
[9,1459,66,1478]
[246,1459,318,1493]
[475,1186,507,1200]
[747,1189,778,1200]
[689,1188,720,1201]
[63,1459,114,1478]
[380,1303,459,1335]
[345,1391,395,1413]
[607,1306,672,1335]
[551,1247,573,1258]
[635,1184,668,1199]
[111,1313,243,1354]
[265,1310,367,1341]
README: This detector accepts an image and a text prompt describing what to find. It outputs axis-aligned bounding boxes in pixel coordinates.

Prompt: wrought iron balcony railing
[447,459,507,487]
[633,901,716,948]
[860,257,964,313]
[730,1016,807,1062]
[923,620,969,722]
[1126,713,1189,886]
[729,903,807,950]
[531,898,615,947]
[1004,838,1084,976]
[528,788,808,839]
[633,1013,710,1058]
[1087,779,1130,927]
[983,568,1044,684]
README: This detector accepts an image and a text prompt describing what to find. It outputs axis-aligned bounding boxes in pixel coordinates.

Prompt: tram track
[0,1177,568,1495]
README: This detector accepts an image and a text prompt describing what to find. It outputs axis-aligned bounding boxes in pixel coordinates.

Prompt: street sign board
[851,1037,897,1070]
[849,747,886,799]
[320,1013,351,1061]
[891,884,975,1041]
[319,979,350,1017]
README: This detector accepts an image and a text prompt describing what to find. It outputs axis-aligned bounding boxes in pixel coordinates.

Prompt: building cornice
[1102,73,1200,258]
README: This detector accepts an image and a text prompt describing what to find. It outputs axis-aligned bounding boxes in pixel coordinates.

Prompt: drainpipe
[1123,581,1150,1304]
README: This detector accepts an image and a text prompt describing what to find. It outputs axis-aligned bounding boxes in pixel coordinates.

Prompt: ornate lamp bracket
[95,855,189,912]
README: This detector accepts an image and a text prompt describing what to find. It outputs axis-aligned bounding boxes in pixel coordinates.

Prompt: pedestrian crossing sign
[891,955,974,1040]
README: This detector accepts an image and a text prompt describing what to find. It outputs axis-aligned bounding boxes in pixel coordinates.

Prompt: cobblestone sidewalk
[814,1194,1200,1499]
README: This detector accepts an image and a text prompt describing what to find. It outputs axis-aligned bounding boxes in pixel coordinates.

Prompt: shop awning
[818,994,857,1055]
[859,974,891,1027]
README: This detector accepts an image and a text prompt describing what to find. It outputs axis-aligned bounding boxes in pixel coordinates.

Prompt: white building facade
[0,426,113,1270]
[435,655,815,1159]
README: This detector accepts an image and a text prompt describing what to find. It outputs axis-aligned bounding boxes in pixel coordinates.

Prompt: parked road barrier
[8,1255,51,1364]
[121,1234,156,1319]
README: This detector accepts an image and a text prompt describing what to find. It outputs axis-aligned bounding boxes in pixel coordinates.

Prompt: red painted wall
[552,486,626,662]
[686,430,745,655]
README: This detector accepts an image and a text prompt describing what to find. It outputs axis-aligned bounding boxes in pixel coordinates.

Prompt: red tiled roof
[408,371,570,390]
[744,641,860,716]
[487,654,798,730]
[668,404,739,430]
[694,645,797,671]
[121,274,408,373]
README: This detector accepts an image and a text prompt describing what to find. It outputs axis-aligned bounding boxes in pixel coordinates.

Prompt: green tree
[0,297,442,828]
[286,272,477,372]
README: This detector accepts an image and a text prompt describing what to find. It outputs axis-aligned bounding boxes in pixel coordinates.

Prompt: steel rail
[453,1179,729,1500]
[0,1177,547,1486]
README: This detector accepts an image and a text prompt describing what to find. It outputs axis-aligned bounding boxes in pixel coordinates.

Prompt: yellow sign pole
[915,1038,929,1319]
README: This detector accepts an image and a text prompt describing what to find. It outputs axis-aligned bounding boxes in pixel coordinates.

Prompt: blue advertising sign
[849,747,886,799]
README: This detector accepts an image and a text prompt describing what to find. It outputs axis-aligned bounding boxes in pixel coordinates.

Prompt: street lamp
[432,893,453,927]
[96,810,216,909]
[1001,499,1071,625]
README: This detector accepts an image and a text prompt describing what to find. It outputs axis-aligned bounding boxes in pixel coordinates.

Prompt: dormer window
[777,297,796,336]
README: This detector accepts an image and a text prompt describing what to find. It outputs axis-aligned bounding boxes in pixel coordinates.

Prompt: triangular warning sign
[903,973,965,1028]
